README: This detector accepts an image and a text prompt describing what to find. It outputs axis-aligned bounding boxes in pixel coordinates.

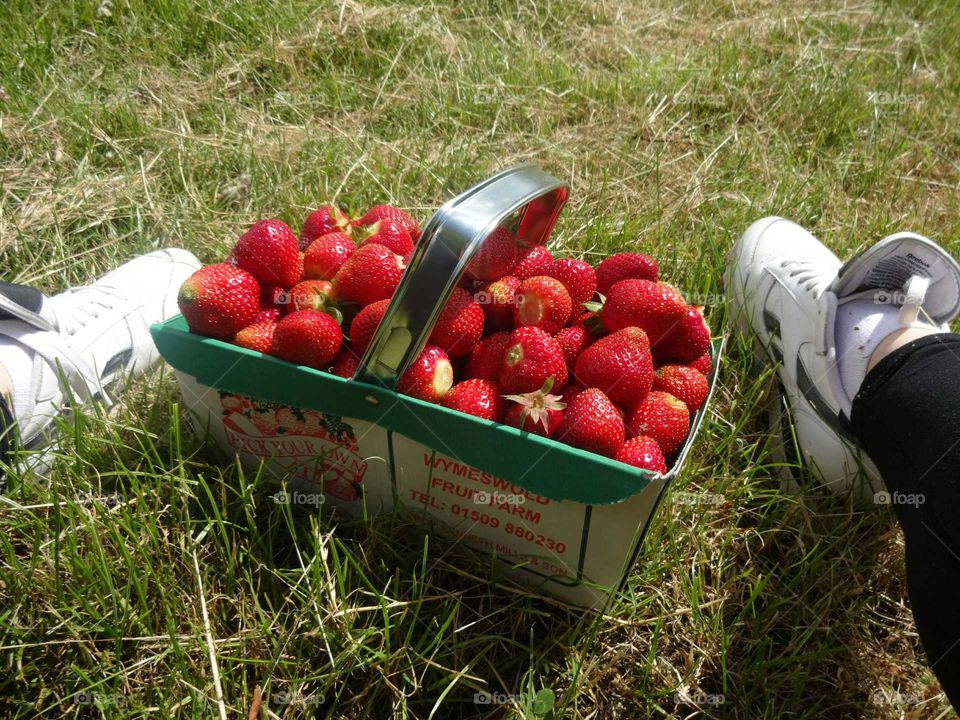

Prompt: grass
[2,0,960,717]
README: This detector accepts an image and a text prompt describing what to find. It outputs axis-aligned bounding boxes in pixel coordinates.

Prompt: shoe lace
[47,284,126,337]
[780,259,830,294]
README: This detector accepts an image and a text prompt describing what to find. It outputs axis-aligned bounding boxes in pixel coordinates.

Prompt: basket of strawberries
[151,164,721,608]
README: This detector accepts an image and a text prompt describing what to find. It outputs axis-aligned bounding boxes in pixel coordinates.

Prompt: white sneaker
[0,249,201,467]
[725,217,960,505]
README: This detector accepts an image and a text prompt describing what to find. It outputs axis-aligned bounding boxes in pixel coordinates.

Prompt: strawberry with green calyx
[555,388,625,457]
[354,204,420,243]
[625,390,689,456]
[300,205,351,249]
[178,263,260,340]
[303,232,355,280]
[233,219,303,289]
[615,436,667,474]
[504,376,566,437]
[442,379,506,421]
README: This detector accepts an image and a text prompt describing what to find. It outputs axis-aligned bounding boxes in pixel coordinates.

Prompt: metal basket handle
[354,164,569,388]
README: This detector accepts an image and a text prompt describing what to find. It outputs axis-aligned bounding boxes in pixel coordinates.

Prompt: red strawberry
[615,436,667,474]
[429,287,484,358]
[625,391,689,455]
[548,258,596,313]
[499,326,568,394]
[513,276,572,335]
[178,263,260,340]
[233,219,302,289]
[442,379,506,421]
[303,232,355,280]
[466,331,511,381]
[271,309,343,370]
[253,305,283,324]
[574,327,654,407]
[653,305,711,363]
[477,275,521,331]
[562,385,584,406]
[360,219,414,259]
[512,245,554,280]
[331,243,405,306]
[688,352,712,375]
[595,252,658,293]
[355,204,420,242]
[466,227,517,281]
[349,299,391,355]
[233,322,277,354]
[300,205,350,249]
[289,279,334,313]
[653,364,709,412]
[555,325,592,371]
[397,345,453,402]
[601,279,686,343]
[330,350,361,378]
[556,388,625,457]
[504,378,566,437]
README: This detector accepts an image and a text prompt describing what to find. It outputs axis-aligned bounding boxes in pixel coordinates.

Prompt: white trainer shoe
[0,249,201,468]
[725,217,960,505]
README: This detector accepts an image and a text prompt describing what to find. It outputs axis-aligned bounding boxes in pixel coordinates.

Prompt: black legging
[851,333,960,708]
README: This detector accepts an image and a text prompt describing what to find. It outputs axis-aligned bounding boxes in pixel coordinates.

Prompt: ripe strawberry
[499,326,568,394]
[331,243,405,307]
[349,298,391,356]
[233,322,277,354]
[504,377,566,437]
[289,279,334,312]
[555,325,592,371]
[397,345,453,403]
[466,227,517,281]
[574,327,654,407]
[360,219,414,259]
[178,263,260,340]
[270,309,343,370]
[653,305,711,363]
[688,352,712,375]
[355,205,420,243]
[615,436,667,474]
[465,331,511,381]
[442,379,506,421]
[595,252,659,293]
[548,258,596,313]
[512,245,554,280]
[300,205,350,249]
[653,364,709,412]
[429,287,484,358]
[625,390,689,456]
[253,305,283,324]
[477,275,521,331]
[561,385,584,406]
[233,219,302,289]
[556,388,625,457]
[601,279,687,343]
[303,232,355,280]
[513,276,572,335]
[330,350,361,378]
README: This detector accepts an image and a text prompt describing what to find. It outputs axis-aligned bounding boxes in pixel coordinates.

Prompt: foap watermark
[870,689,922,707]
[873,289,909,306]
[874,490,924,507]
[473,289,522,306]
[474,490,526,506]
[867,91,924,108]
[273,489,325,507]
[675,689,725,706]
[74,691,127,707]
[673,490,725,506]
[271,691,325,707]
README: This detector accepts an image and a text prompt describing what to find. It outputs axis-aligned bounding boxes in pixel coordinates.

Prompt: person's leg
[0,249,200,478]
[851,333,960,707]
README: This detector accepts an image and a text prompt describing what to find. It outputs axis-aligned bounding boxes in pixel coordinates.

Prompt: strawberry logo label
[219,392,367,501]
